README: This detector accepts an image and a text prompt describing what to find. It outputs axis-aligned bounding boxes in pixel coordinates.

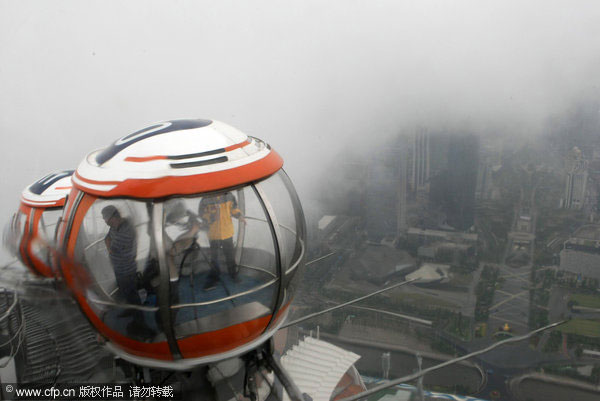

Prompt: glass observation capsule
[57,119,306,369]
[5,171,73,278]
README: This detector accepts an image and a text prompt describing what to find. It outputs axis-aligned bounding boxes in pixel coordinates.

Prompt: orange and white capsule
[5,171,73,278]
[58,119,306,369]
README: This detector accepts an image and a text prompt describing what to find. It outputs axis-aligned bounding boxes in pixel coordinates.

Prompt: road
[487,172,539,336]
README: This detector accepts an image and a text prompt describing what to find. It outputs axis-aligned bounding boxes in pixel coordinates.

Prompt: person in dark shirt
[102,205,141,306]
[102,206,159,342]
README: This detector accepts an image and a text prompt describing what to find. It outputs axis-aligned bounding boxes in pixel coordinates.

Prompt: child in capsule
[199,192,246,290]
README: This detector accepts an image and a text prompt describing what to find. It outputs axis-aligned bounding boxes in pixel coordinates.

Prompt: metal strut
[263,348,310,401]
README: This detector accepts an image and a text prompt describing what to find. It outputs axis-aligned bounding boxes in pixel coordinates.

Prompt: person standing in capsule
[102,205,141,306]
[102,205,156,340]
[199,192,246,290]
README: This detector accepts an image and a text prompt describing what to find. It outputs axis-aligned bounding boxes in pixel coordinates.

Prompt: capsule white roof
[21,171,73,207]
[72,119,283,198]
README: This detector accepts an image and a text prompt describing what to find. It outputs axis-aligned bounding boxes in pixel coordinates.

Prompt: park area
[570,293,600,309]
[558,319,600,338]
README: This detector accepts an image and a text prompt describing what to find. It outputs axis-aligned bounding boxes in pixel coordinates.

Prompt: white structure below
[406,263,450,284]
[281,336,362,401]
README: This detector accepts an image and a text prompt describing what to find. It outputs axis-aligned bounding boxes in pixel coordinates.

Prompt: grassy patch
[558,319,600,338]
[448,273,473,288]
[570,293,600,309]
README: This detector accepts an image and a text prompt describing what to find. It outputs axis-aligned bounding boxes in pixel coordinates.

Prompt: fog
[2,0,600,261]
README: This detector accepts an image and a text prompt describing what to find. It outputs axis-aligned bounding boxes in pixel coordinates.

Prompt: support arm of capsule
[263,348,313,401]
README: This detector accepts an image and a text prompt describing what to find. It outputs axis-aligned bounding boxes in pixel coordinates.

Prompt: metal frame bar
[153,202,182,359]
[61,191,84,255]
[235,188,246,266]
[87,298,159,312]
[284,238,305,276]
[244,216,297,236]
[238,263,277,278]
[171,278,278,309]
[264,349,305,401]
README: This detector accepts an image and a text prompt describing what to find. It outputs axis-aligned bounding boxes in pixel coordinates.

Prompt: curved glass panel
[39,208,63,240]
[166,188,277,340]
[256,169,306,310]
[256,171,305,275]
[31,208,63,266]
[74,198,162,342]
[257,171,306,316]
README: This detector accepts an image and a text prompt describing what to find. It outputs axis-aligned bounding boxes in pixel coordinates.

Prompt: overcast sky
[1,0,600,261]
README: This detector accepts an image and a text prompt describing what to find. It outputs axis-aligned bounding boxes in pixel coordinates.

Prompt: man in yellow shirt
[199,192,245,290]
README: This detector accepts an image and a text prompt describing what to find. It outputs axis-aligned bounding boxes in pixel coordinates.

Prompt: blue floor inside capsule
[173,271,273,324]
[101,270,273,340]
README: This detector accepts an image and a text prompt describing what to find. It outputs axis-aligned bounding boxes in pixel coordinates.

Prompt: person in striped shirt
[102,205,141,307]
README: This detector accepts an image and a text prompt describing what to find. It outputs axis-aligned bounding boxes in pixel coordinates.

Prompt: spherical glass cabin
[6,171,73,278]
[57,119,306,369]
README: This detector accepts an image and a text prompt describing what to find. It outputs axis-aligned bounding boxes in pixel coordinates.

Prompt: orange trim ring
[74,150,283,198]
[224,139,251,152]
[124,155,167,162]
[176,302,290,359]
[178,316,271,359]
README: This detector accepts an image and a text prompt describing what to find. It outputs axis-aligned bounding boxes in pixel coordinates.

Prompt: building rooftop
[318,215,337,231]
[345,245,415,285]
[406,263,450,284]
[281,336,362,401]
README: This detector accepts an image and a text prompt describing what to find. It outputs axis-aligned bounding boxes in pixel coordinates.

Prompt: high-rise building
[563,146,588,210]
[411,130,430,193]
[429,134,479,231]
[559,225,600,281]
[475,156,493,201]
[397,146,408,236]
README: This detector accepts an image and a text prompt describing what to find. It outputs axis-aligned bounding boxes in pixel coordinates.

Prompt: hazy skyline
[2,1,600,260]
